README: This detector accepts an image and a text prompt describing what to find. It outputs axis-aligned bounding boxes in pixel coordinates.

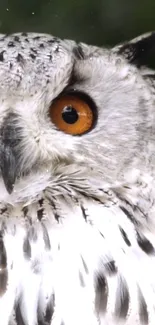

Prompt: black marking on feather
[7,41,15,47]
[73,44,85,60]
[0,232,7,269]
[119,226,131,246]
[53,211,60,222]
[95,274,108,313]
[14,36,20,42]
[59,184,72,194]
[29,53,36,60]
[47,37,59,44]
[33,36,41,41]
[37,199,44,221]
[120,198,147,225]
[80,204,87,221]
[16,53,24,64]
[0,51,5,62]
[47,198,60,222]
[136,232,154,254]
[43,294,55,324]
[21,32,28,37]
[138,287,149,324]
[0,267,7,297]
[15,302,26,325]
[23,236,31,259]
[123,185,131,189]
[119,205,137,225]
[39,43,45,48]
[114,276,130,319]
[22,206,28,218]
[80,191,103,204]
[30,47,38,54]
[48,54,52,61]
[81,255,89,274]
[133,204,148,219]
[143,73,155,80]
[41,223,51,250]
[99,231,105,238]
[105,260,117,275]
[118,32,155,67]
[79,271,85,287]
[0,207,7,214]
[0,232,8,296]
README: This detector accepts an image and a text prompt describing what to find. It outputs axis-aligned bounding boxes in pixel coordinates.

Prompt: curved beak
[0,113,21,194]
[0,143,17,194]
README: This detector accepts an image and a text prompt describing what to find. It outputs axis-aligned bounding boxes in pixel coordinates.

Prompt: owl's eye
[49,92,96,135]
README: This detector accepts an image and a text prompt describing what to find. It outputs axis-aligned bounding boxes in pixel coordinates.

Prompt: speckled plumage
[0,31,154,325]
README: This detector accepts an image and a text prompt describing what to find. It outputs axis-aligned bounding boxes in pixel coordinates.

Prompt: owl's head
[0,32,154,204]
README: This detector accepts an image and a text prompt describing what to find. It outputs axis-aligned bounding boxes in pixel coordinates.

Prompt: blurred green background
[0,0,154,47]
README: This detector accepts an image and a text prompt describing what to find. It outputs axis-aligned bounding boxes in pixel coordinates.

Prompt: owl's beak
[0,143,17,194]
[0,113,20,194]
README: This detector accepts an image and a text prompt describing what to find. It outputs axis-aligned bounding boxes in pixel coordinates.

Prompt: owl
[0,31,155,325]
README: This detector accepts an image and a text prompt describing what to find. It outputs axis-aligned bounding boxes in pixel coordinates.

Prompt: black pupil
[62,105,79,124]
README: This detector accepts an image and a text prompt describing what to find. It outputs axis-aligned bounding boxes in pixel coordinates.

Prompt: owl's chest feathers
[0,169,153,233]
[0,172,154,325]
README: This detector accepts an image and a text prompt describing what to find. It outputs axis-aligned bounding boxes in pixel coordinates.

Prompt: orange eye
[49,92,96,135]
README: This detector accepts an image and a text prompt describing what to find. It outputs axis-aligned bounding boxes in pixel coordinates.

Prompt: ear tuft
[113,32,155,68]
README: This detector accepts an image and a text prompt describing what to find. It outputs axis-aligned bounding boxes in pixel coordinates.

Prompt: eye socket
[49,92,96,135]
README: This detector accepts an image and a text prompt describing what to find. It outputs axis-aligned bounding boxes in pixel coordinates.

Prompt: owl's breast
[0,180,154,325]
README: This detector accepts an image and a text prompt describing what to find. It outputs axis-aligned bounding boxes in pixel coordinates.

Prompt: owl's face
[0,32,154,204]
